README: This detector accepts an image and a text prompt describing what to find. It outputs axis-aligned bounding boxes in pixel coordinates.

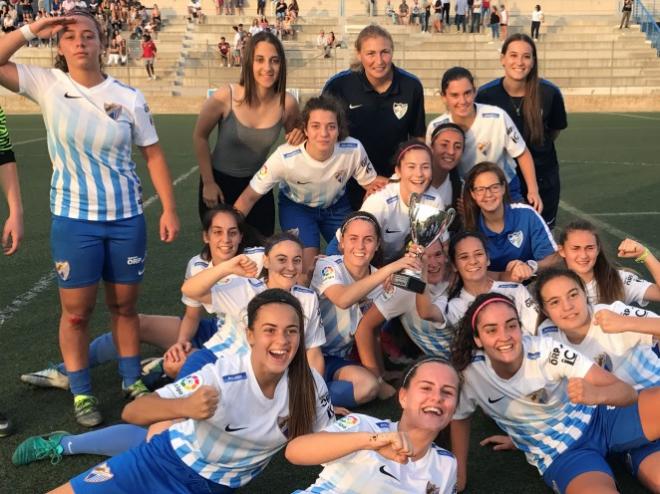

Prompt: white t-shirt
[18,65,158,221]
[538,302,660,390]
[360,181,447,263]
[311,255,383,358]
[158,353,334,487]
[250,137,376,208]
[203,278,326,356]
[585,269,651,307]
[426,103,526,184]
[531,9,543,22]
[299,414,457,494]
[375,281,453,359]
[446,281,539,334]
[454,334,595,474]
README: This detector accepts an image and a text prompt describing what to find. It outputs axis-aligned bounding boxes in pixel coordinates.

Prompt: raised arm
[567,364,637,408]
[593,308,660,338]
[180,255,258,306]
[122,385,219,425]
[618,238,660,302]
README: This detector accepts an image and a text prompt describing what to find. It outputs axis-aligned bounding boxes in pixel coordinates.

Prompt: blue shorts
[542,403,655,494]
[278,192,352,249]
[178,348,217,379]
[189,318,219,349]
[71,430,233,494]
[51,215,147,288]
[508,175,523,202]
[323,355,357,382]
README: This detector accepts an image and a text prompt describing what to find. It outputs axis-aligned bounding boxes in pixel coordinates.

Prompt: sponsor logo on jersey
[549,345,577,366]
[527,351,541,360]
[277,415,290,437]
[541,325,558,335]
[194,261,209,268]
[506,125,521,144]
[173,374,203,396]
[248,278,265,287]
[55,261,70,281]
[385,228,401,234]
[471,354,486,363]
[507,230,524,248]
[349,103,363,110]
[379,464,399,481]
[222,372,248,382]
[283,149,303,159]
[225,424,247,432]
[126,256,143,265]
[426,481,441,493]
[386,196,398,204]
[257,165,269,179]
[335,415,360,430]
[292,285,313,294]
[527,388,549,404]
[339,141,357,149]
[487,396,504,404]
[286,227,300,238]
[498,283,518,288]
[64,92,82,99]
[594,352,613,371]
[476,141,491,155]
[334,170,347,183]
[393,102,408,120]
[321,266,335,282]
[84,462,114,483]
[482,112,500,118]
[143,103,151,114]
[376,421,390,429]
[360,157,370,168]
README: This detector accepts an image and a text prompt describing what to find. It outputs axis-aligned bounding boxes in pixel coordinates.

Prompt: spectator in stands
[489,5,499,41]
[281,13,294,39]
[288,0,298,21]
[324,30,336,58]
[192,31,305,235]
[151,4,161,30]
[218,36,230,66]
[398,0,409,24]
[232,23,245,66]
[141,33,157,80]
[481,0,489,27]
[323,25,426,210]
[422,1,431,31]
[455,0,467,32]
[117,30,127,65]
[470,0,481,32]
[61,0,75,12]
[410,0,421,24]
[257,0,265,16]
[385,0,399,23]
[499,4,507,39]
[441,0,450,24]
[433,0,443,32]
[249,17,261,35]
[188,0,204,24]
[107,29,121,65]
[476,34,567,228]
[316,28,326,55]
[236,0,245,15]
[620,0,632,29]
[214,0,222,14]
[531,4,543,40]
[275,0,287,21]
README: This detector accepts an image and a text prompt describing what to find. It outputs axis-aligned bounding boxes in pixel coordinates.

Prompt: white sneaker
[21,367,69,390]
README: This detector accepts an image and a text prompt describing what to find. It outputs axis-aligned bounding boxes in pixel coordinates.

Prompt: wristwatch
[526,260,539,275]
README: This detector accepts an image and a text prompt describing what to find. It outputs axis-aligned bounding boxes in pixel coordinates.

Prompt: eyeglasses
[472,182,503,196]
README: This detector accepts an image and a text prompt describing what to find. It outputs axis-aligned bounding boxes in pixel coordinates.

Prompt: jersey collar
[358,65,401,96]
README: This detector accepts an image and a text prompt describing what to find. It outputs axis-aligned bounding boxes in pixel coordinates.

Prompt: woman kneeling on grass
[450,292,660,494]
[286,357,459,494]
[46,289,334,494]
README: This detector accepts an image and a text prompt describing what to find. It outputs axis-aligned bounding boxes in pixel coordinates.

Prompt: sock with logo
[59,424,148,457]
[328,380,357,408]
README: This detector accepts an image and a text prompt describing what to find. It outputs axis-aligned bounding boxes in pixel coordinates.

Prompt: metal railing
[634,0,660,55]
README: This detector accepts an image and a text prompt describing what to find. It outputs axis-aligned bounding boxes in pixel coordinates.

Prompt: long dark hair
[55,8,107,73]
[301,94,349,141]
[246,289,316,439]
[339,210,384,267]
[533,267,588,327]
[452,292,519,372]
[200,205,260,262]
[447,231,489,300]
[501,34,543,147]
[557,220,624,304]
[239,31,287,107]
[462,161,511,231]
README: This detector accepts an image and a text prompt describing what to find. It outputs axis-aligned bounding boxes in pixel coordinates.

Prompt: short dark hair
[301,94,349,141]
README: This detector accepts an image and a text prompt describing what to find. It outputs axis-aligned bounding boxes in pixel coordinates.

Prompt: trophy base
[391,273,426,294]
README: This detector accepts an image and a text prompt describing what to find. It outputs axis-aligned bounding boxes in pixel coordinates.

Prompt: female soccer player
[462,162,558,282]
[426,66,542,211]
[234,95,384,281]
[323,24,425,209]
[557,220,660,306]
[193,30,303,235]
[418,231,539,332]
[46,289,335,494]
[0,9,179,427]
[21,205,261,391]
[477,34,567,227]
[428,121,465,211]
[287,357,459,494]
[312,211,421,407]
[327,140,447,265]
[355,240,453,400]
[451,292,660,494]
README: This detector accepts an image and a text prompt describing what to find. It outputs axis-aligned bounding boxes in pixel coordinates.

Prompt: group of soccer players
[1,7,660,494]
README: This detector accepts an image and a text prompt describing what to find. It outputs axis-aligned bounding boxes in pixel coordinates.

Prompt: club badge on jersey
[393,102,408,119]
[84,462,114,483]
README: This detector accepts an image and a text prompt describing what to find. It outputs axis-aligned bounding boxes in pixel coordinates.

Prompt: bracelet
[635,248,650,264]
[20,24,37,42]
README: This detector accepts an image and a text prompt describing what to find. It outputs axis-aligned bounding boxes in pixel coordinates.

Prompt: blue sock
[59,424,148,457]
[56,332,120,375]
[328,380,357,408]
[68,368,92,396]
[118,356,141,388]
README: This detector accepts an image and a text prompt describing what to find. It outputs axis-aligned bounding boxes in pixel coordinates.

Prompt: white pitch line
[559,200,659,257]
[0,164,197,327]
[602,112,660,121]
[590,212,660,217]
[13,136,47,146]
[563,160,660,167]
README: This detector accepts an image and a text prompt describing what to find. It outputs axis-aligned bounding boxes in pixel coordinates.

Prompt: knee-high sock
[56,332,119,375]
[59,424,148,457]
[328,380,357,408]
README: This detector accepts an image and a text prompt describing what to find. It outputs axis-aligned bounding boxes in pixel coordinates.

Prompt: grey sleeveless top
[211,85,284,178]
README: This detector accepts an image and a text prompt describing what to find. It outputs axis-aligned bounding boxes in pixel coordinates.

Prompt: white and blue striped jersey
[249,137,376,208]
[18,65,158,221]
[375,281,453,359]
[426,103,526,183]
[181,248,265,314]
[311,255,383,358]
[360,182,447,264]
[538,302,660,390]
[585,269,652,307]
[297,414,457,494]
[157,353,334,488]
[454,334,595,474]
[203,277,326,356]
[445,281,539,334]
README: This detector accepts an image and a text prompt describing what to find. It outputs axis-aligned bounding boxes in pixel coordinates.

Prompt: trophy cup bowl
[391,193,455,294]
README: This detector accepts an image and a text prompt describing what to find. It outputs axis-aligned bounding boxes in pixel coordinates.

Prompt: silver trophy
[391,193,455,294]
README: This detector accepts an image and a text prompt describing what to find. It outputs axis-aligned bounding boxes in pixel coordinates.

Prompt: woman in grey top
[193,31,303,235]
